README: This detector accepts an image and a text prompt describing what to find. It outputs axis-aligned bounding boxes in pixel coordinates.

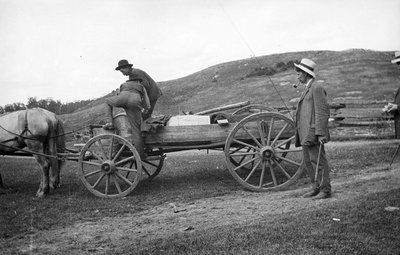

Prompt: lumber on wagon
[143,121,293,147]
[194,101,250,115]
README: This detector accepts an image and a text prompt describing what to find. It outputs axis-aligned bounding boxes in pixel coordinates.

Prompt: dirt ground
[4,140,400,254]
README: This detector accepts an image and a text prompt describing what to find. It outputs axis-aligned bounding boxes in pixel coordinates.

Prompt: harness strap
[20,109,32,137]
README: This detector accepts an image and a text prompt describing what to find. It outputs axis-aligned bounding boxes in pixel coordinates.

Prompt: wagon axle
[260,146,275,160]
[101,160,116,174]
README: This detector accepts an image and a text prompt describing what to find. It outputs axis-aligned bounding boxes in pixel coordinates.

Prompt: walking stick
[389,142,400,167]
[315,142,323,188]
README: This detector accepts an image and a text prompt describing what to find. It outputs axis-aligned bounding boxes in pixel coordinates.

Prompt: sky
[0,0,399,106]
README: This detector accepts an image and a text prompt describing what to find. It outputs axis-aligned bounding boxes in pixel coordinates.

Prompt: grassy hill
[60,49,400,131]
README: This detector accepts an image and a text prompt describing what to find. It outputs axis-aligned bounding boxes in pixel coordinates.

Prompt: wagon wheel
[78,134,142,198]
[229,104,278,170]
[230,104,277,116]
[140,154,166,181]
[225,112,303,192]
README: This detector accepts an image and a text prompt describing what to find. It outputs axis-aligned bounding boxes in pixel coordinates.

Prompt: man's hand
[102,123,115,130]
[318,136,328,144]
[141,107,149,115]
[386,103,399,113]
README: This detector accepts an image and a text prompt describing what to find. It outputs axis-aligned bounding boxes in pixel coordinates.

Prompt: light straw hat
[391,51,400,64]
[294,58,316,77]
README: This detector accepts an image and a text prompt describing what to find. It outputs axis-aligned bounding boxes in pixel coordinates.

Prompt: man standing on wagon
[294,58,332,199]
[115,59,162,120]
[103,80,150,159]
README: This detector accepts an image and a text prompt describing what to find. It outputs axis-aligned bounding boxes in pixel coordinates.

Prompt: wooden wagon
[71,103,304,198]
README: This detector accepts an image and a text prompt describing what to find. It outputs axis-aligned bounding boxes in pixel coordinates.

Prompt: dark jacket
[128,68,162,102]
[295,80,330,147]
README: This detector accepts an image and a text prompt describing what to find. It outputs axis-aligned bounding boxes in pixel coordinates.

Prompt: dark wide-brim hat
[115,59,133,70]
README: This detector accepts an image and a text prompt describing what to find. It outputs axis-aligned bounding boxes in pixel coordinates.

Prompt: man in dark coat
[294,58,331,199]
[383,51,400,138]
[115,59,162,120]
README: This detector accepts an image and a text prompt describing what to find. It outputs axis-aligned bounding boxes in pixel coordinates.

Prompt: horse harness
[0,110,33,151]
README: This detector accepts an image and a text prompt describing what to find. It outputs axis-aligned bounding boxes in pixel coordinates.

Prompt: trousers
[105,91,144,157]
[302,144,331,193]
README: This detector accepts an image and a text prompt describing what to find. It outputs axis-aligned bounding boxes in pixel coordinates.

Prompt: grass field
[0,139,400,254]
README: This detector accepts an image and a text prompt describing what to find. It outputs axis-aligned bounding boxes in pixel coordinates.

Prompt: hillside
[60,49,400,131]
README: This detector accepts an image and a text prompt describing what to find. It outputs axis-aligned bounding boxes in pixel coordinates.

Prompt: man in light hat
[115,59,162,120]
[294,58,332,199]
[382,51,400,138]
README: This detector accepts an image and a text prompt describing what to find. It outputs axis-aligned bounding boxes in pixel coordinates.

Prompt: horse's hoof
[36,189,49,198]
[36,193,45,198]
[50,183,60,190]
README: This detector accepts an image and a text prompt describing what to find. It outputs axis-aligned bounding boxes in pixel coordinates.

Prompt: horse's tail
[55,118,66,170]
[47,116,66,189]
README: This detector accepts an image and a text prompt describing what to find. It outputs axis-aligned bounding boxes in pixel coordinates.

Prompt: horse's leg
[27,139,51,197]
[0,171,6,194]
[33,155,50,197]
[0,172,3,188]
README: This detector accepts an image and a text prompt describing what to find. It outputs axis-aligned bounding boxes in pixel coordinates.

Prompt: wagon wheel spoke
[83,169,102,178]
[259,160,266,187]
[116,166,139,173]
[241,126,263,148]
[112,144,126,162]
[88,150,104,161]
[115,171,133,186]
[82,160,102,167]
[275,135,295,149]
[115,156,136,166]
[266,118,274,146]
[256,120,266,146]
[232,139,260,151]
[113,174,122,194]
[236,150,256,167]
[272,158,292,179]
[229,146,258,172]
[244,160,262,182]
[96,140,108,160]
[92,173,106,189]
[275,155,302,167]
[109,135,115,159]
[275,147,303,153]
[233,157,258,172]
[229,150,258,157]
[143,160,158,168]
[105,174,110,195]
[271,123,289,147]
[268,160,278,186]
[125,161,135,178]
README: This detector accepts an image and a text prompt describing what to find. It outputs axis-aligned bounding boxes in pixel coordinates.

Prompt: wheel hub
[260,146,275,160]
[101,160,116,174]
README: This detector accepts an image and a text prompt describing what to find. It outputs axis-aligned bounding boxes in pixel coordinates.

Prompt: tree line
[0,97,94,115]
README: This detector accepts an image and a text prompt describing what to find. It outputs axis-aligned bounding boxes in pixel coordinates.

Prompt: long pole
[389,142,400,167]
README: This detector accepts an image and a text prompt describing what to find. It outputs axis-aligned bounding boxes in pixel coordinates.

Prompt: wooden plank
[331,107,390,119]
[144,120,293,147]
[194,101,250,115]
[144,124,232,146]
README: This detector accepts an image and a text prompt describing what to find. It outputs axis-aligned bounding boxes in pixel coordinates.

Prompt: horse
[0,108,66,197]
